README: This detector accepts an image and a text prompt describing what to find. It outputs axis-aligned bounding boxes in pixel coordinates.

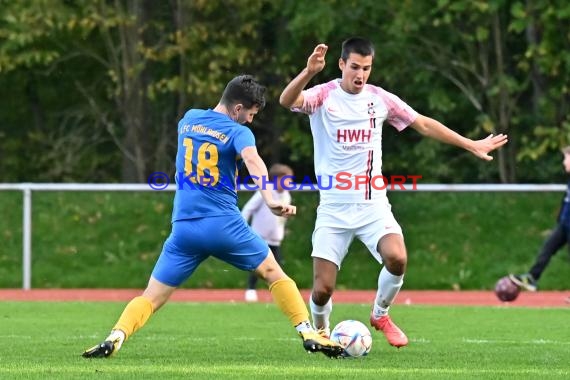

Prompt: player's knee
[140,293,168,312]
[312,285,334,304]
[257,264,286,284]
[384,256,407,275]
[142,279,175,311]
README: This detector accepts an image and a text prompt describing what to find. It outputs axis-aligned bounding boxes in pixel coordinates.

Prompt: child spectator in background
[243,163,294,302]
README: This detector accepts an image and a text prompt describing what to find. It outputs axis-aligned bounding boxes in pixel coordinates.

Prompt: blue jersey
[172,109,256,221]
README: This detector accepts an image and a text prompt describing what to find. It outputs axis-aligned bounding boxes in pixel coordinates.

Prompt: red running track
[0,289,568,307]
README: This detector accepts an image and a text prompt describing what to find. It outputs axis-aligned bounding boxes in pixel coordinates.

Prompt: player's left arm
[240,146,296,217]
[409,114,508,161]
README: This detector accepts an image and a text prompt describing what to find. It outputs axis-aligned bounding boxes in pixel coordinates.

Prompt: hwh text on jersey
[337,129,372,143]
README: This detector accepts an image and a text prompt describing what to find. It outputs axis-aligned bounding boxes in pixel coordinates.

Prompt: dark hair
[220,75,266,110]
[341,37,375,61]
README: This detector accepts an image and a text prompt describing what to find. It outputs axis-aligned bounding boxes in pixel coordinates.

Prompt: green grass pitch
[1,302,568,379]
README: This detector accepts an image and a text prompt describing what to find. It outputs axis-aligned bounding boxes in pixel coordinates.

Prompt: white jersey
[294,79,418,203]
[241,190,291,246]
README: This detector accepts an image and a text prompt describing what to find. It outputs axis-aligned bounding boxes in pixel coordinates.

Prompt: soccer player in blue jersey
[82,75,344,359]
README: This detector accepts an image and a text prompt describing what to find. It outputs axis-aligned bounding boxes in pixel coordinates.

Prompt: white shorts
[311,201,402,269]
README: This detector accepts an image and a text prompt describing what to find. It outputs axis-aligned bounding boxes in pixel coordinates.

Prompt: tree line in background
[0,0,569,183]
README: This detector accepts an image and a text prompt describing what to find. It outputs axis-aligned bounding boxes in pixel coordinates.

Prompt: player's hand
[267,201,297,217]
[470,133,508,161]
[307,44,328,75]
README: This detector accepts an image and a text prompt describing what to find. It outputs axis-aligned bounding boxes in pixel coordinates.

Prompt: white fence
[0,183,566,290]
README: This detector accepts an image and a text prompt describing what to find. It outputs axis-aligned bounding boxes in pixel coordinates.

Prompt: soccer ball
[330,320,372,358]
[494,276,520,302]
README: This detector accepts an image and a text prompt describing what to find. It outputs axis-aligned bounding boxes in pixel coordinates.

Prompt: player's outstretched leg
[299,330,344,358]
[268,278,344,358]
[369,313,408,348]
[82,330,125,358]
[82,295,154,358]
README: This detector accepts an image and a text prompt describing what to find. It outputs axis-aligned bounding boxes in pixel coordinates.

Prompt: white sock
[310,297,332,330]
[372,267,403,319]
[106,329,126,351]
[295,320,313,334]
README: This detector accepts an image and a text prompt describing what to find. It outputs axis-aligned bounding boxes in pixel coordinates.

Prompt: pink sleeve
[376,87,418,131]
[292,81,337,114]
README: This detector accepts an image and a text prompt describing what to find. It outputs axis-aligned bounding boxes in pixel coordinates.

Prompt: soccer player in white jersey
[279,37,508,348]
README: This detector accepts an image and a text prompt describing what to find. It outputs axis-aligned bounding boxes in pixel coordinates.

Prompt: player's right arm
[240,146,296,217]
[279,43,328,109]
